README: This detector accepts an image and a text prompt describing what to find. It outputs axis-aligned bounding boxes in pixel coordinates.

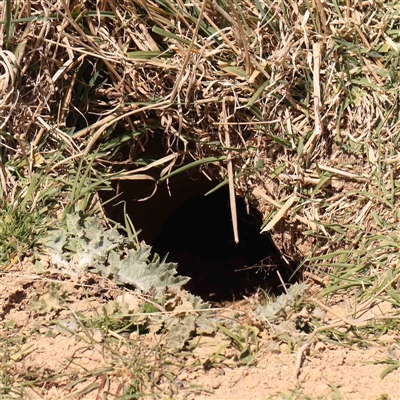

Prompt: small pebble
[314,342,326,352]
[212,379,221,389]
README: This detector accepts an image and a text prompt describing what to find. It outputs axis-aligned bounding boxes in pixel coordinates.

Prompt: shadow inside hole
[152,187,296,302]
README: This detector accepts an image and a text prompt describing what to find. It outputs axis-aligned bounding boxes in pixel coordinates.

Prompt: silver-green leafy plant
[38,213,189,298]
[256,283,308,324]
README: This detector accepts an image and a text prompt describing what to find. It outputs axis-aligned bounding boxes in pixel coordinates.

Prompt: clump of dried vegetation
[0,0,399,397]
[1,0,399,298]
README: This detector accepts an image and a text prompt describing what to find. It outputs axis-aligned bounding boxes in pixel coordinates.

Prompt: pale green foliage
[108,246,190,296]
[38,213,189,297]
[104,287,211,350]
[28,283,67,314]
[256,283,307,323]
[161,288,213,350]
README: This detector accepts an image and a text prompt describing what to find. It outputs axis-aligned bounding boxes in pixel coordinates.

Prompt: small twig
[294,340,313,378]
[222,98,239,244]
[261,195,298,233]
[303,271,328,286]
[311,297,355,326]
[276,270,288,294]
[302,42,322,160]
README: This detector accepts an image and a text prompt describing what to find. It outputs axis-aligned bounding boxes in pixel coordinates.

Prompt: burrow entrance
[103,168,297,302]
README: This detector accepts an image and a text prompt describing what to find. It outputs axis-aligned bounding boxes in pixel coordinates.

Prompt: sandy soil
[178,344,400,399]
[0,263,399,400]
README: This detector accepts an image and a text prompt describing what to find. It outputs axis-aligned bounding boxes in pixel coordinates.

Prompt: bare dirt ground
[1,262,399,400]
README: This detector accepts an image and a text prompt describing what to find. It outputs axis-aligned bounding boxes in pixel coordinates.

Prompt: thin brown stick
[222,98,239,244]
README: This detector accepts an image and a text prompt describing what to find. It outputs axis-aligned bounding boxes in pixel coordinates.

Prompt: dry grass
[0,1,399,305]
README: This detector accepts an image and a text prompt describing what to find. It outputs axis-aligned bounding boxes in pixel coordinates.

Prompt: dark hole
[102,168,297,302]
[151,187,295,302]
